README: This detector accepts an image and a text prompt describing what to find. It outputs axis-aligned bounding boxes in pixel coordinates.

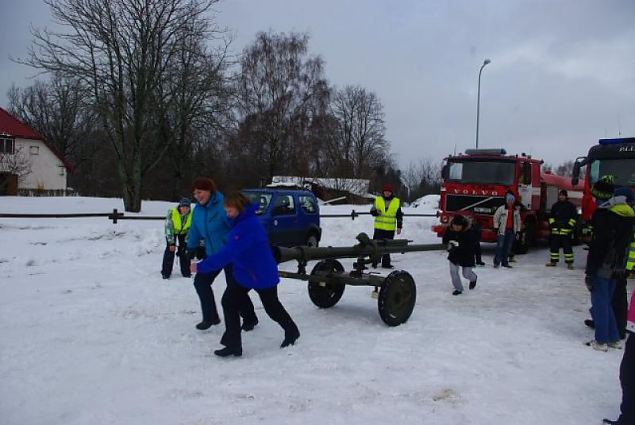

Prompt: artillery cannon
[273,233,445,326]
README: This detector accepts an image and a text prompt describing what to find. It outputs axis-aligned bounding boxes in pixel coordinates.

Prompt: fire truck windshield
[589,158,635,186]
[446,160,515,185]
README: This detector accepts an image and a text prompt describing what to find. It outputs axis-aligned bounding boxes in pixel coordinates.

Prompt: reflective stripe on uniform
[627,237,635,271]
[374,197,400,231]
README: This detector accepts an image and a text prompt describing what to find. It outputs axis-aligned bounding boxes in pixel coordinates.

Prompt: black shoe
[241,318,259,332]
[281,329,300,348]
[162,273,170,279]
[502,264,512,268]
[602,419,620,425]
[382,264,394,269]
[214,346,242,357]
[182,274,192,278]
[584,319,595,329]
[475,261,485,266]
[469,277,477,290]
[196,318,221,330]
[452,290,462,296]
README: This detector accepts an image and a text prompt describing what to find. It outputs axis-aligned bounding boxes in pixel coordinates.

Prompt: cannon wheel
[378,270,416,326]
[308,259,346,308]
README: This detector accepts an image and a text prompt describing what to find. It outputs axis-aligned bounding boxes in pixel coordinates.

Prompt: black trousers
[220,283,298,350]
[193,266,257,324]
[618,334,635,424]
[161,234,190,277]
[549,233,573,264]
[614,278,628,340]
[373,228,395,267]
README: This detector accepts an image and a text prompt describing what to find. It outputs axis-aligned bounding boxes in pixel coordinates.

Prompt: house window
[30,146,40,155]
[0,137,15,154]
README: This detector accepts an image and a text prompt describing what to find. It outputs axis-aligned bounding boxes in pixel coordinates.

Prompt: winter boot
[196,318,221,330]
[585,340,609,352]
[214,346,242,357]
[469,277,477,290]
[567,263,574,270]
[281,328,301,348]
[545,262,556,267]
[452,289,462,296]
[241,318,259,332]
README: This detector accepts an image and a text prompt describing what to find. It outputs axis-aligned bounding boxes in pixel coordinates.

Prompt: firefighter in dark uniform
[546,189,578,269]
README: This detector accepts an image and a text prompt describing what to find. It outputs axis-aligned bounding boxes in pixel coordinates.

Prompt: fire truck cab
[434,148,581,253]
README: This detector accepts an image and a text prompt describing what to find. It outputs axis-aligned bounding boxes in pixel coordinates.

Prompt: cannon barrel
[273,232,445,264]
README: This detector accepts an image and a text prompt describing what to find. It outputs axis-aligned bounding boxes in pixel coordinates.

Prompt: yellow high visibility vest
[170,208,192,234]
[374,196,400,231]
[627,234,635,271]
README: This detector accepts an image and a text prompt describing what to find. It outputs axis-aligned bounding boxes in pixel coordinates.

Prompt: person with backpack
[443,215,478,295]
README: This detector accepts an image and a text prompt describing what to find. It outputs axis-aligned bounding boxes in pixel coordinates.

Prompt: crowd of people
[158,174,634,424]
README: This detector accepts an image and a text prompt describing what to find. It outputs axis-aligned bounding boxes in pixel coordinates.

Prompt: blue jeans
[590,275,620,344]
[494,229,514,266]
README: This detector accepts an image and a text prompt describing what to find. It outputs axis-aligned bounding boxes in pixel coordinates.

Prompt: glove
[612,269,628,280]
[186,249,198,260]
[447,240,459,251]
[585,275,593,292]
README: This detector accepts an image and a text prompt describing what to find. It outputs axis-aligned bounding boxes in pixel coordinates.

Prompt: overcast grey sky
[1,0,634,169]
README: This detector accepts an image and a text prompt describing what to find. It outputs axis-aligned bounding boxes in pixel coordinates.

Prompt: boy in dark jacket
[443,215,478,295]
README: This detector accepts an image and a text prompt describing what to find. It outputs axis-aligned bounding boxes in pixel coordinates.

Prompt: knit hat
[591,175,615,201]
[191,177,216,193]
[382,183,394,193]
[450,215,468,227]
[505,191,515,204]
[614,187,634,203]
[178,197,191,208]
[559,189,568,198]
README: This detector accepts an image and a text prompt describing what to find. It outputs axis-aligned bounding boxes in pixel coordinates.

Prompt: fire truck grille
[445,195,505,214]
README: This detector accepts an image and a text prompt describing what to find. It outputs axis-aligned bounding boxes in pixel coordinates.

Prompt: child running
[443,215,478,295]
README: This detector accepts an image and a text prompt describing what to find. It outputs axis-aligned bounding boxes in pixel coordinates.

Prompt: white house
[0,107,70,195]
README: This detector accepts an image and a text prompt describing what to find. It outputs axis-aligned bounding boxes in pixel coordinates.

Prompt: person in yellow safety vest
[546,189,578,269]
[370,183,403,297]
[161,198,193,279]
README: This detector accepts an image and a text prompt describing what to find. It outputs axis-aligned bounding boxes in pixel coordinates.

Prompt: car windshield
[241,191,272,215]
[446,160,515,185]
[589,158,635,186]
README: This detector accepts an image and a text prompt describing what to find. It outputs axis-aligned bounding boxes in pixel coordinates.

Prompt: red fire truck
[432,148,583,253]
[572,137,635,223]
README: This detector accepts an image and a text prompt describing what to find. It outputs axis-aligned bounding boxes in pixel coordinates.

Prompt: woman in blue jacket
[186,177,257,331]
[191,191,300,357]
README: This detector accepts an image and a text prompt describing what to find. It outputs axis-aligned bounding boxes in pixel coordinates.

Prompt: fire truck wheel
[308,259,346,308]
[378,270,417,326]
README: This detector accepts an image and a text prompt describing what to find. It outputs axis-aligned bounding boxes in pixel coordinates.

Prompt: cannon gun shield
[308,259,346,308]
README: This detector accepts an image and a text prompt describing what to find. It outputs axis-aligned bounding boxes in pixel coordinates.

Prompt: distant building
[270,176,374,204]
[0,107,71,196]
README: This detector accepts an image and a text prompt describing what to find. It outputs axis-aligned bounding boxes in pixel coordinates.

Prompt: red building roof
[0,107,72,171]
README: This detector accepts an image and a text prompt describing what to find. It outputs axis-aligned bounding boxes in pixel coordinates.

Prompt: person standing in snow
[370,183,403,269]
[442,215,478,295]
[186,177,258,331]
[603,291,635,425]
[545,189,578,269]
[584,185,635,351]
[161,198,193,279]
[465,213,485,266]
[492,191,521,268]
[190,191,300,357]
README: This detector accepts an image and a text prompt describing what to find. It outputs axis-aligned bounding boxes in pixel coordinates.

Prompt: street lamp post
[475,58,491,149]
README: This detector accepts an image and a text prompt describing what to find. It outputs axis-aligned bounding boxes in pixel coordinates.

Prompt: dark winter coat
[443,226,477,267]
[549,200,578,229]
[186,192,230,256]
[585,199,635,279]
[196,203,280,289]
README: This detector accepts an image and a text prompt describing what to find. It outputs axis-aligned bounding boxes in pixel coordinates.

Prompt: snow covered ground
[0,196,628,425]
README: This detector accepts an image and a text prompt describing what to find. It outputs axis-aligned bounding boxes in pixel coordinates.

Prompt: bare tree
[555,160,575,177]
[23,0,220,211]
[7,75,96,167]
[235,31,329,182]
[402,158,442,201]
[0,146,32,192]
[329,85,389,179]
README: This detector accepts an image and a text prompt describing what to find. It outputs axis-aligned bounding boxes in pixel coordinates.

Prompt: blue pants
[590,275,620,344]
[494,229,514,266]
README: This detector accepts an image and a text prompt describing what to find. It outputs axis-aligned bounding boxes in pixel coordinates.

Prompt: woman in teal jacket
[191,191,300,357]
[186,177,257,331]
